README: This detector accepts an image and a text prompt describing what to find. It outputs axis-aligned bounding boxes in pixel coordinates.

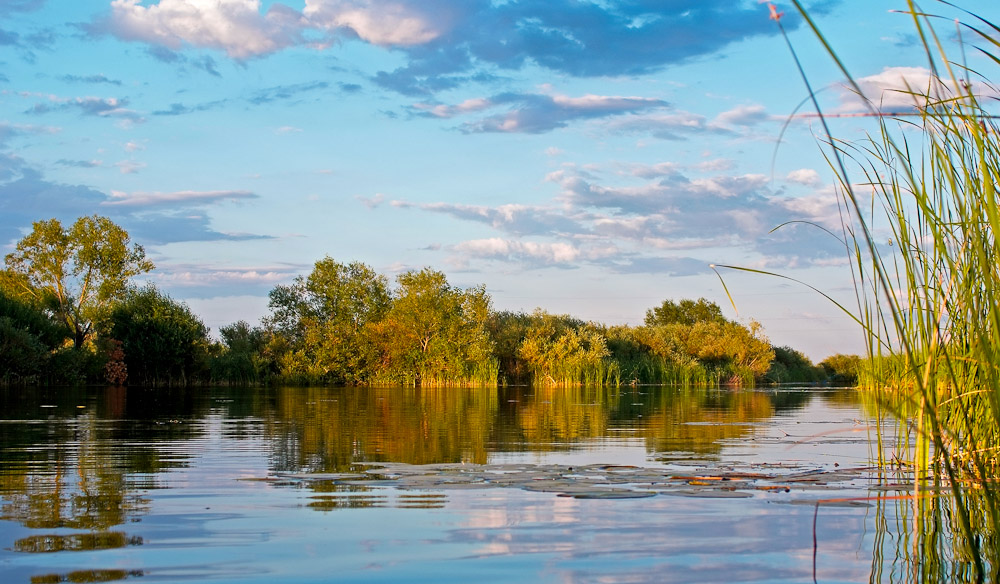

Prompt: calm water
[0,386,911,583]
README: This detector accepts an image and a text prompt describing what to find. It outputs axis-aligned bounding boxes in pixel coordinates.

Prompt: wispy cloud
[394,160,847,273]
[145,45,222,76]
[0,158,269,247]
[714,104,772,127]
[357,192,385,209]
[0,0,45,15]
[153,264,295,285]
[248,81,329,105]
[56,158,103,168]
[25,95,145,122]
[103,189,258,208]
[113,160,146,174]
[413,92,669,134]
[60,73,123,86]
[151,81,327,117]
[0,122,60,148]
[150,261,303,297]
[152,99,227,116]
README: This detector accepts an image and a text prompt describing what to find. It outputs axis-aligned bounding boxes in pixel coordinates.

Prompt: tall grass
[763,0,1000,577]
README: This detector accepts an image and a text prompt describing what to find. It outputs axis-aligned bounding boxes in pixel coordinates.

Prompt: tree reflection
[0,387,203,534]
[262,386,809,470]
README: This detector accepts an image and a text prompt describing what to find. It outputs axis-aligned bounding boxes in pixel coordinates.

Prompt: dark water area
[0,385,916,582]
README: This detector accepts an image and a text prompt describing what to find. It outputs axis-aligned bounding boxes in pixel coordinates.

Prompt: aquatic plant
[755,0,1000,578]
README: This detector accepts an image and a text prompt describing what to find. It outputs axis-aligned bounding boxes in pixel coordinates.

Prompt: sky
[1,0,996,361]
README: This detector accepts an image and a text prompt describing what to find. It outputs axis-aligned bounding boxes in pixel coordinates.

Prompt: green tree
[517,310,611,386]
[265,257,391,383]
[3,216,153,349]
[819,354,861,385]
[375,268,496,386]
[683,320,774,384]
[766,346,824,383]
[213,320,271,385]
[108,285,210,386]
[644,298,727,327]
[267,257,390,337]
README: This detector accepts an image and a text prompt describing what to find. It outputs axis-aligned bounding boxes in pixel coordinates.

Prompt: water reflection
[14,532,143,553]
[0,386,817,518]
[30,569,144,583]
[263,386,811,471]
[0,385,887,584]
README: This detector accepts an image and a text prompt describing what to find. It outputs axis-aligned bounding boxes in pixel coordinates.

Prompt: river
[0,385,946,583]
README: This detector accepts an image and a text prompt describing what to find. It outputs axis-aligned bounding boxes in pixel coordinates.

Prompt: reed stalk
[761,1,1000,577]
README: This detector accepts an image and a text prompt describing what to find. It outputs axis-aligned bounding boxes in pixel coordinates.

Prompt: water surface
[0,386,905,583]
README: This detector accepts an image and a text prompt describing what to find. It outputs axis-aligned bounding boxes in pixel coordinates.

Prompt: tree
[683,320,774,384]
[213,320,270,385]
[108,285,210,386]
[0,290,71,383]
[766,346,824,383]
[819,354,861,384]
[375,268,496,386]
[265,257,391,383]
[644,298,727,327]
[516,310,610,386]
[3,216,153,349]
[266,257,390,337]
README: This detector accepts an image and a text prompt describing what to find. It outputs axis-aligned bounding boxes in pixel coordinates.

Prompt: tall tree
[109,284,210,386]
[644,298,727,327]
[265,257,390,383]
[2,216,153,349]
[376,268,495,386]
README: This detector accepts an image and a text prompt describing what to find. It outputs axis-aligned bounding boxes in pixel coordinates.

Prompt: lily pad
[559,489,657,500]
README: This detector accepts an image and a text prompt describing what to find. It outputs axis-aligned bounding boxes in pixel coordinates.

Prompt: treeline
[1,216,859,388]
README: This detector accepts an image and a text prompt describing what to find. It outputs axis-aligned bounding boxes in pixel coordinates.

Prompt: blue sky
[1,0,996,360]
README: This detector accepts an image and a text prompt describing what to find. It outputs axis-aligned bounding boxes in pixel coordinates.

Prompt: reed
[758,1,1000,577]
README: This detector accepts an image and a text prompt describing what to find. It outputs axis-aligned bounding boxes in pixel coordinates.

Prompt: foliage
[488,310,538,385]
[516,310,613,387]
[818,353,860,385]
[0,290,72,384]
[0,225,788,389]
[108,285,211,386]
[644,297,727,327]
[774,1,1000,577]
[103,339,127,386]
[372,268,497,387]
[606,324,713,386]
[2,216,153,349]
[213,320,272,385]
[266,257,390,384]
[765,346,825,383]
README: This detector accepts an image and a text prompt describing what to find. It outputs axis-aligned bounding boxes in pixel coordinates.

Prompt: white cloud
[113,160,146,174]
[156,267,291,285]
[785,168,822,187]
[839,66,1000,113]
[107,0,305,59]
[416,92,669,134]
[453,237,617,265]
[304,0,448,46]
[356,192,385,208]
[397,161,850,273]
[103,189,258,207]
[412,97,491,118]
[713,104,770,127]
